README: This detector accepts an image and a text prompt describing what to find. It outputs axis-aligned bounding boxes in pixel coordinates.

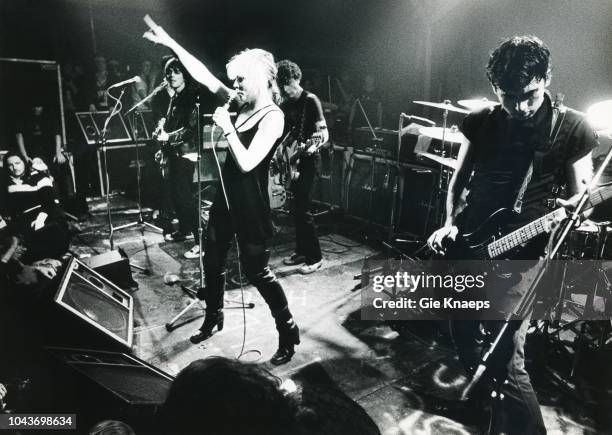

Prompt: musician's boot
[189,309,224,344]
[190,273,225,344]
[271,317,300,365]
[243,247,299,365]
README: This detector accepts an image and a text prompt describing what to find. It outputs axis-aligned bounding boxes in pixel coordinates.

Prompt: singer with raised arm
[144,16,300,365]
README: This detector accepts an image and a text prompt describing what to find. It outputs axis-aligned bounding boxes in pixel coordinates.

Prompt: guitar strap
[512,94,567,213]
[297,92,308,143]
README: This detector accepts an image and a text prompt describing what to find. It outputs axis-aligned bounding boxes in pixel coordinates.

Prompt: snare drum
[563,220,611,259]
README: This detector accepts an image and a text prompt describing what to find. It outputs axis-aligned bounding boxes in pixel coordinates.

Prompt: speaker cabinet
[81,249,137,291]
[42,346,173,432]
[314,144,350,208]
[398,165,440,238]
[346,153,399,227]
[96,142,158,200]
[54,257,134,348]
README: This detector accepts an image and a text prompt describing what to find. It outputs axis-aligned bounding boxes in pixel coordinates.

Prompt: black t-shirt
[15,112,60,164]
[281,90,325,144]
[459,93,597,234]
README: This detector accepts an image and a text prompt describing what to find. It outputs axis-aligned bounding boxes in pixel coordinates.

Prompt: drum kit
[410,98,499,169]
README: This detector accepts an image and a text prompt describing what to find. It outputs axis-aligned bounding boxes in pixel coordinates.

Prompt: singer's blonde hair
[226,48,280,105]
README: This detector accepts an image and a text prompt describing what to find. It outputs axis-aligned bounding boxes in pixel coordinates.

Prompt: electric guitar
[153,117,185,177]
[444,184,612,260]
[283,132,326,184]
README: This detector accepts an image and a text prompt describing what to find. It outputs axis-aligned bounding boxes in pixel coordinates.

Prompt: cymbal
[413,100,469,114]
[419,126,466,143]
[415,151,458,169]
[457,98,498,111]
[321,101,338,112]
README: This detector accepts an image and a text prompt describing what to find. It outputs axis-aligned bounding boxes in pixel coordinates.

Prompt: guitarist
[277,60,328,274]
[427,36,597,435]
[152,57,201,259]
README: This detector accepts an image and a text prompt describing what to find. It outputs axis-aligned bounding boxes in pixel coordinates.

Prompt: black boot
[271,319,300,365]
[190,309,224,344]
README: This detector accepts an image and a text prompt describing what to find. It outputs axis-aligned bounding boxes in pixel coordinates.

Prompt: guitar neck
[487,208,567,258]
[486,184,612,258]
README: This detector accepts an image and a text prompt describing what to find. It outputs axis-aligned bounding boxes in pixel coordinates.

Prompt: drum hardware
[413,100,470,114]
[413,100,464,228]
[549,221,612,348]
[457,98,498,112]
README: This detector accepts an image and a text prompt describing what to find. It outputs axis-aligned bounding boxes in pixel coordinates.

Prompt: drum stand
[545,222,612,377]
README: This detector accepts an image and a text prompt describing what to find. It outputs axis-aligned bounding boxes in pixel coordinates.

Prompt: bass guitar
[445,184,612,260]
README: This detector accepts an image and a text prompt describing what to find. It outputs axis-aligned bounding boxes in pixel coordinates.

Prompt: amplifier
[346,153,399,227]
[313,144,351,209]
[346,152,440,234]
[97,142,158,200]
[352,127,397,159]
[397,164,440,238]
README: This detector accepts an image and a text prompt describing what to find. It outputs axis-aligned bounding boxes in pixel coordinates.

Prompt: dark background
[0,0,611,143]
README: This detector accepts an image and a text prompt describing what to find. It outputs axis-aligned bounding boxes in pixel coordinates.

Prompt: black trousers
[450,319,546,435]
[200,210,293,330]
[290,155,322,264]
[168,155,197,239]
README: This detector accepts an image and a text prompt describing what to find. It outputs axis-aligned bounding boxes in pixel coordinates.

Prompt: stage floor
[64,195,611,434]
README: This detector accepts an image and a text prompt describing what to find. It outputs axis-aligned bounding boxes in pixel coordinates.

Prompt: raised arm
[143,15,232,101]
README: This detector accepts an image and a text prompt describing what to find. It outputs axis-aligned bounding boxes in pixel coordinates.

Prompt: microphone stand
[100,87,125,250]
[460,138,612,400]
[354,98,381,231]
[110,104,163,248]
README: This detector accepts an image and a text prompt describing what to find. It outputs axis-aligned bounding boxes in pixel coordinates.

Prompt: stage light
[586,99,612,135]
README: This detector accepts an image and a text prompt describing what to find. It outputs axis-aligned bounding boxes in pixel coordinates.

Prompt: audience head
[3,152,27,179]
[159,357,297,435]
[88,419,135,435]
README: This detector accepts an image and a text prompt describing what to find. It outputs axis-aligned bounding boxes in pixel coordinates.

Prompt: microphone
[400,113,436,126]
[222,90,238,110]
[108,75,142,89]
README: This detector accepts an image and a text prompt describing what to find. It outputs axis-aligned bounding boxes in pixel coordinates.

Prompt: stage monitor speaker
[54,257,134,348]
[43,346,173,432]
[81,249,137,291]
[397,164,439,238]
[314,144,350,209]
[346,153,399,227]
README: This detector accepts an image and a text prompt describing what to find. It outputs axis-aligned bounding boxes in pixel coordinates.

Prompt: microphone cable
[210,122,261,362]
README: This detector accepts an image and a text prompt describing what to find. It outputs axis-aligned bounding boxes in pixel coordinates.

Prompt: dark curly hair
[276,60,302,87]
[486,35,551,91]
[158,357,298,435]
